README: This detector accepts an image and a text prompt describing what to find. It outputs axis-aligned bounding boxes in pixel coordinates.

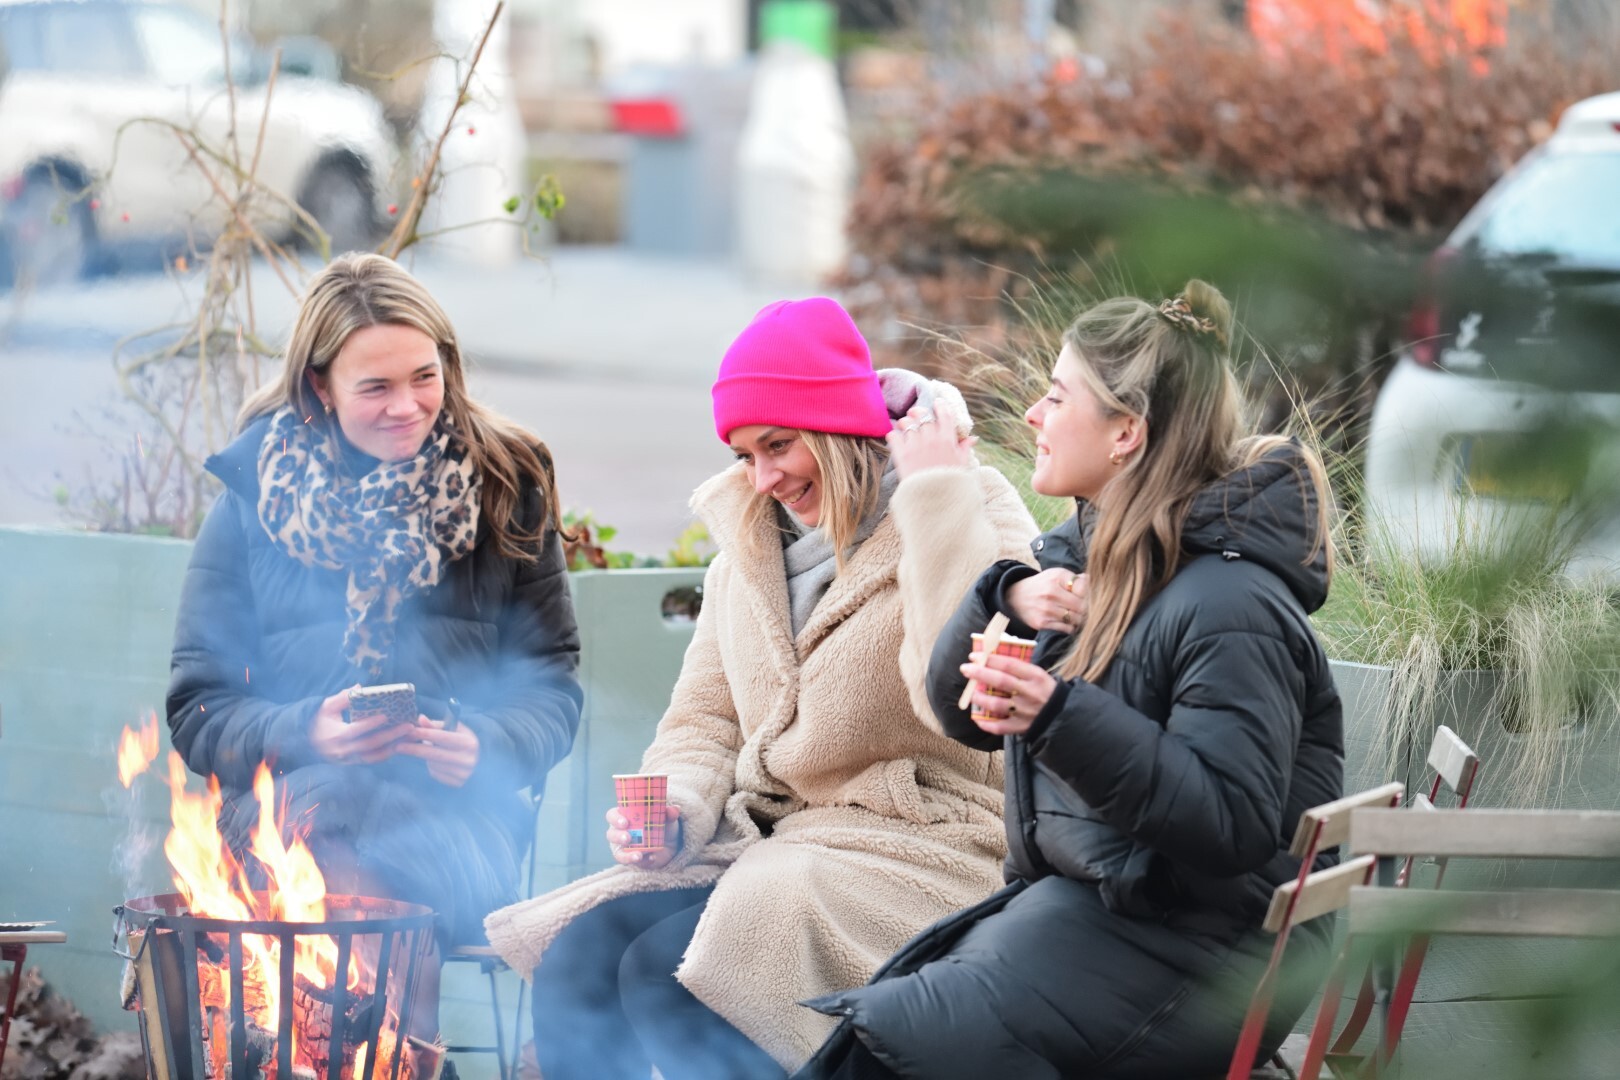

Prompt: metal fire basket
[114,893,436,1080]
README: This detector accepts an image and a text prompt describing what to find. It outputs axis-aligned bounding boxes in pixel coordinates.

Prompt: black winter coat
[167,416,583,944]
[932,446,1343,925]
[799,446,1343,1078]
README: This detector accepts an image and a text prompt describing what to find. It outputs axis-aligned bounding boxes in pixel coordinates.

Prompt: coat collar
[692,465,901,665]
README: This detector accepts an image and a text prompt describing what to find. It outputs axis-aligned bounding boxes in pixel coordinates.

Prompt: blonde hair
[1058,279,1333,682]
[739,431,890,571]
[239,253,564,561]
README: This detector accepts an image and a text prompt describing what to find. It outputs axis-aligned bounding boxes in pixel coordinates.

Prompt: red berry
[467,126,476,136]
[387,203,398,215]
[90,198,101,211]
[121,212,130,222]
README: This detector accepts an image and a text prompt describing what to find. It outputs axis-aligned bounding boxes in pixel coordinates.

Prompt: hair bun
[1176,279,1234,350]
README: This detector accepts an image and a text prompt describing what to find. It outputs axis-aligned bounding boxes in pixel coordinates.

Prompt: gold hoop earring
[1109,450,1124,466]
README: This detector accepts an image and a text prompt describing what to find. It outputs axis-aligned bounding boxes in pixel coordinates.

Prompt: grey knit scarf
[781,460,901,637]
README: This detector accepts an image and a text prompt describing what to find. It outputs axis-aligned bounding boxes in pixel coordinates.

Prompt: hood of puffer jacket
[1033,439,1330,614]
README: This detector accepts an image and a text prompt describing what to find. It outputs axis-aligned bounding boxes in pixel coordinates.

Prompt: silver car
[0,0,397,286]
[1363,89,1620,576]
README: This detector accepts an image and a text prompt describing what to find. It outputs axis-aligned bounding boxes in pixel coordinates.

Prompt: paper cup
[969,632,1038,723]
[613,773,670,851]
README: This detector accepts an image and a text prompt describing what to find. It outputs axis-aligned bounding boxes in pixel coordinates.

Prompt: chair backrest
[1348,807,1620,938]
[1264,855,1378,933]
[1289,782,1406,862]
[1425,724,1481,807]
[1351,807,1620,863]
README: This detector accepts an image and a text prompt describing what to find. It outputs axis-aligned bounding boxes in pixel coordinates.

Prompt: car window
[0,6,43,71]
[134,4,228,85]
[1470,152,1620,267]
[0,2,140,76]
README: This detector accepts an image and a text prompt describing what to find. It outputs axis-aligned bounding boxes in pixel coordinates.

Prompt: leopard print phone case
[347,683,417,727]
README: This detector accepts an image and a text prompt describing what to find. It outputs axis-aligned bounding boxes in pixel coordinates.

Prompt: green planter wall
[6,527,1617,1075]
[0,526,701,1074]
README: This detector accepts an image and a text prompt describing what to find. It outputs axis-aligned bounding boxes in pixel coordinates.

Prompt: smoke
[105,712,164,899]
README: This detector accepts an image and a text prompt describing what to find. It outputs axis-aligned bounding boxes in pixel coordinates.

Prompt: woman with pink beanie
[484,297,1038,1079]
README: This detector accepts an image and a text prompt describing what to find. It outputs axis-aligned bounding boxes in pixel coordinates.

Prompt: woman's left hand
[887,402,976,480]
[394,718,481,787]
[960,651,1058,736]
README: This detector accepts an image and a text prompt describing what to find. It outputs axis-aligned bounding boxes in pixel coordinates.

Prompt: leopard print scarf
[256,406,482,677]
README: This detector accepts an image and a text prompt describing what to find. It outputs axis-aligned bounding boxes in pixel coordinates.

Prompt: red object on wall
[611,98,685,138]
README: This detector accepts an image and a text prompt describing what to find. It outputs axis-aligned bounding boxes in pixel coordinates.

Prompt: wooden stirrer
[959,611,1010,710]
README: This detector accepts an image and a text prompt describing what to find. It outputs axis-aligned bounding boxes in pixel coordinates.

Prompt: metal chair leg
[486,963,510,1080]
[1,945,27,1078]
[510,977,528,1080]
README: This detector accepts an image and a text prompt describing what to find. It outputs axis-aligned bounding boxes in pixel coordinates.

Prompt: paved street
[0,247,798,555]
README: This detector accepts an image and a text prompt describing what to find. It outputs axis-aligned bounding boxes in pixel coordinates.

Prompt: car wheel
[5,167,95,288]
[298,159,379,256]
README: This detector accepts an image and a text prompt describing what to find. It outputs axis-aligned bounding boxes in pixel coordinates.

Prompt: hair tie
[1156,296,1228,350]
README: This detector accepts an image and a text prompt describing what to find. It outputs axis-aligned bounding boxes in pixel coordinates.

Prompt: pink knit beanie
[712,298,891,443]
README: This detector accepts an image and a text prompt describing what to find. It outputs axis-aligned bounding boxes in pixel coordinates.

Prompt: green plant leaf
[502,195,521,214]
[533,175,566,220]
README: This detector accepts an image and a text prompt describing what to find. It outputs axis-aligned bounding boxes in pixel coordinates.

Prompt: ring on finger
[1007,700,1019,718]
[1061,611,1073,626]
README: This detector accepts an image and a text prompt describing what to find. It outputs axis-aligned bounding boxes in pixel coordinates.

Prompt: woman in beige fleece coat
[483,297,1036,1079]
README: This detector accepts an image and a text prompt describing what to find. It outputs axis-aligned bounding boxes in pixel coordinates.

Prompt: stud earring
[1109,450,1123,465]
[323,402,334,415]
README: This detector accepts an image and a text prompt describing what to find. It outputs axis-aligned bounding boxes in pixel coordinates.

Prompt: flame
[1249,0,1506,71]
[117,713,161,788]
[120,733,400,1077]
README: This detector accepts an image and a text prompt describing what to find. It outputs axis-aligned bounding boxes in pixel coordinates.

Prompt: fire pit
[115,892,437,1080]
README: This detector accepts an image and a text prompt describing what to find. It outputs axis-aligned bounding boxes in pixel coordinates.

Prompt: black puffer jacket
[927,445,1343,925]
[166,416,582,941]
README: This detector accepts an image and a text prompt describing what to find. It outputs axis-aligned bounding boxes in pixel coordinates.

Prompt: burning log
[403,1036,445,1080]
[291,973,378,1080]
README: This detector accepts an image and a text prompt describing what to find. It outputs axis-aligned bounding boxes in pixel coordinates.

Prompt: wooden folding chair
[1227,782,1405,1080]
[1288,725,1481,1079]
[1346,807,1620,1072]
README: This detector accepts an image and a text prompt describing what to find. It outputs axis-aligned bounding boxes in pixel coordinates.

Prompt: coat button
[1034,539,1045,551]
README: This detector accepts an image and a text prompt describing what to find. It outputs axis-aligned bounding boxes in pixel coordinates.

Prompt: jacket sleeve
[892,467,1037,741]
[167,494,324,788]
[1028,624,1304,877]
[924,561,1031,752]
[458,525,583,792]
[637,555,744,870]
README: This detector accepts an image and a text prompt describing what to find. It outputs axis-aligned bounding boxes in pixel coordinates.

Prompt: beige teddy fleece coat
[485,448,1037,1069]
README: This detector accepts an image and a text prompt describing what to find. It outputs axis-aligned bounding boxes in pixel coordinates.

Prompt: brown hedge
[843,14,1616,370]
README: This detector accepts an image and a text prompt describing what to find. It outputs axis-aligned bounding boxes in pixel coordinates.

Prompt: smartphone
[346,683,418,728]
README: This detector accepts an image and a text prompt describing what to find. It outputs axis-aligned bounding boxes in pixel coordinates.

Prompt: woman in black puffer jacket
[798,281,1342,1079]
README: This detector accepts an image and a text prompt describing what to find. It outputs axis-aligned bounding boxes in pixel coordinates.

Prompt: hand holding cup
[607,773,682,870]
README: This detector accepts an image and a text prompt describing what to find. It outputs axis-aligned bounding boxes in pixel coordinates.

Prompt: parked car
[1363,89,1620,576]
[0,0,396,287]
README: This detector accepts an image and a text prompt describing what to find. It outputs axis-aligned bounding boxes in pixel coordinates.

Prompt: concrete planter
[0,526,704,1064]
[1331,659,1620,814]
